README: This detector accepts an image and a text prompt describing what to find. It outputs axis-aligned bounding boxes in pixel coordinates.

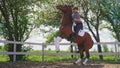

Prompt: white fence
[0,40,120,62]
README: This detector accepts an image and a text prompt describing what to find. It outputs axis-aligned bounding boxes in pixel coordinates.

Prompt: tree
[73,0,103,60]
[37,0,104,60]
[0,0,38,61]
[101,0,120,42]
[33,0,63,43]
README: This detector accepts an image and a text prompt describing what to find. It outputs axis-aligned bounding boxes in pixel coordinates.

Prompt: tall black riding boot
[67,33,77,41]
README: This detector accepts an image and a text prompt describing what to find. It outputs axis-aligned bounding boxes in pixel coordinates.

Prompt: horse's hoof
[73,62,78,65]
[81,63,85,65]
[82,62,87,65]
[73,62,76,64]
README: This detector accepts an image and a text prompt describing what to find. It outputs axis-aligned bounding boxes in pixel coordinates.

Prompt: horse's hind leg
[83,50,90,65]
[74,49,84,64]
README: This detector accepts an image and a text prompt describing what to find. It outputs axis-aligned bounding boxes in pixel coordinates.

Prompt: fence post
[42,43,45,63]
[70,42,74,58]
[114,44,118,62]
[13,40,16,62]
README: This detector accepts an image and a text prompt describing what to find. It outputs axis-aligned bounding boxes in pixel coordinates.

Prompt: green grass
[25,55,75,62]
[0,50,120,62]
[0,48,9,62]
[0,55,9,62]
[90,55,120,62]
[1,54,119,62]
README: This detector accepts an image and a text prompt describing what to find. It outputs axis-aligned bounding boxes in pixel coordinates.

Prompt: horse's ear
[56,5,62,9]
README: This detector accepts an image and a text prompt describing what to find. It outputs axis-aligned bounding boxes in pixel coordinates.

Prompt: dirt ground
[0,61,120,68]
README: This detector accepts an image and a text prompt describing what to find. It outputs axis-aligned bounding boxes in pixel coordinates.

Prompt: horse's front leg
[83,50,90,65]
[54,36,62,52]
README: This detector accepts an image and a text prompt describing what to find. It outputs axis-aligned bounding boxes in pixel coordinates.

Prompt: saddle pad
[72,22,85,36]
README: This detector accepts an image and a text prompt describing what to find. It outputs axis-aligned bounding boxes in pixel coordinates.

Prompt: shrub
[102,45,109,52]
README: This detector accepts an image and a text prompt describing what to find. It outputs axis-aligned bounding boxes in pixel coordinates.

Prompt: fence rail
[0,40,120,62]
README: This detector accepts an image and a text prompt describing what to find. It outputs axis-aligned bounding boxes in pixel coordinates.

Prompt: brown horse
[56,5,93,65]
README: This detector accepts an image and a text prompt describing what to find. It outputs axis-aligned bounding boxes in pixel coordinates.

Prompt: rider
[68,7,83,41]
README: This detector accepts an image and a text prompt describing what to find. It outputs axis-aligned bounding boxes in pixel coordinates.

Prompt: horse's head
[57,5,73,38]
[57,5,72,14]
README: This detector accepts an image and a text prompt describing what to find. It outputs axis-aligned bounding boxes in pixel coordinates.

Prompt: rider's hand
[74,18,80,22]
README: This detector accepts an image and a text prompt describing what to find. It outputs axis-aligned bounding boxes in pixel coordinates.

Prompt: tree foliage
[34,0,62,27]
[77,0,104,42]
[101,0,120,42]
[0,0,45,61]
[36,0,104,59]
[0,0,119,61]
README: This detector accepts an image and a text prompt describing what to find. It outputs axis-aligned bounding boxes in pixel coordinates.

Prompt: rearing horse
[56,5,93,65]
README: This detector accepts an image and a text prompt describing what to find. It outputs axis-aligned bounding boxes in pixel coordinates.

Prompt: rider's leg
[75,22,83,31]
[67,22,83,41]
[72,22,83,37]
